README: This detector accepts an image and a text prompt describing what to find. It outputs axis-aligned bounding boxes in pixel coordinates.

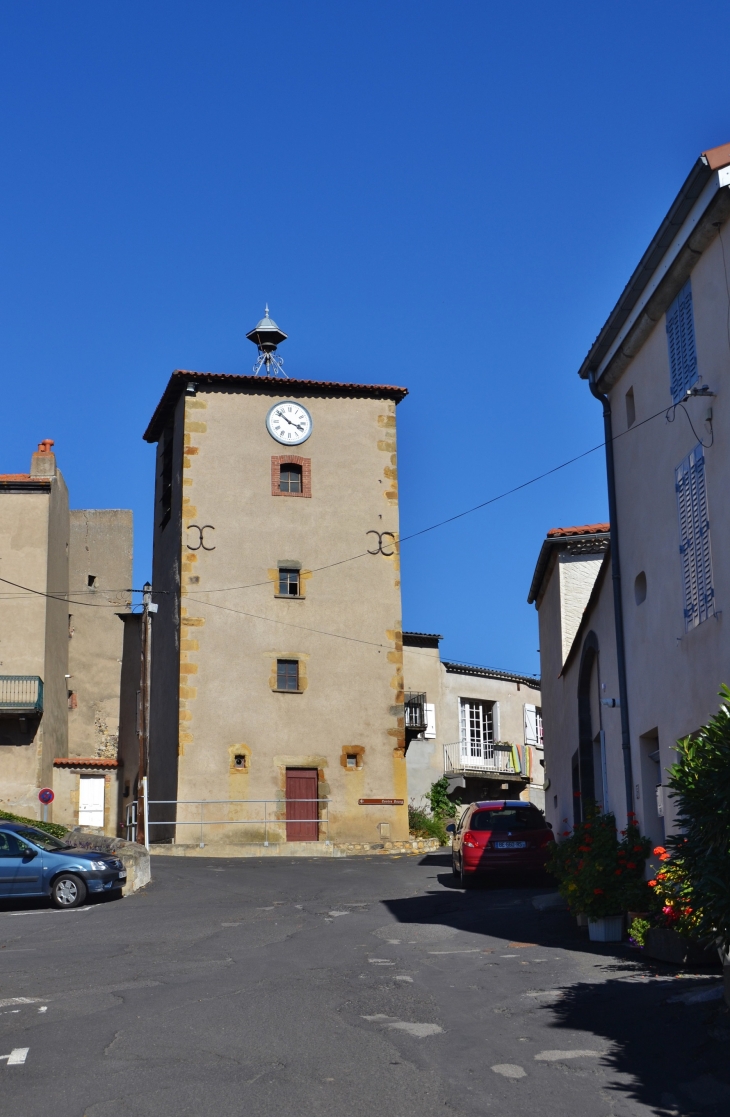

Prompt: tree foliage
[665,685,730,950]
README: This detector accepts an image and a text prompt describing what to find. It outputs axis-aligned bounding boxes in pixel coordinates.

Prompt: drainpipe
[588,371,634,818]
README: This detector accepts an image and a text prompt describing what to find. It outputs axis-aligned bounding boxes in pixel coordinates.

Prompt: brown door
[285,769,319,842]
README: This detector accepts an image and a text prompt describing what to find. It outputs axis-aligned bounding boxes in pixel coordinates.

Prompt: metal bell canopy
[246,305,288,377]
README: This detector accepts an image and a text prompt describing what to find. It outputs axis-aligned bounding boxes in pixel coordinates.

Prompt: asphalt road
[0,852,728,1117]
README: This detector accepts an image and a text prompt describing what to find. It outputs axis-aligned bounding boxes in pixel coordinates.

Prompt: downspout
[588,371,634,817]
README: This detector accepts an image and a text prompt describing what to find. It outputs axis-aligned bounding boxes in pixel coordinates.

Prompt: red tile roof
[53,757,120,768]
[0,474,31,481]
[547,523,610,538]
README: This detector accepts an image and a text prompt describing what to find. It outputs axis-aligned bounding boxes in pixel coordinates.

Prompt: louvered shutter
[524,704,538,746]
[676,444,714,630]
[423,703,436,739]
[666,280,698,403]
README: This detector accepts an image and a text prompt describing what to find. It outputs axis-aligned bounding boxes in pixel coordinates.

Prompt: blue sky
[1,1,729,676]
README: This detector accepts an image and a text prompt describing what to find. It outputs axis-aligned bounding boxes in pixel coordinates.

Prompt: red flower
[615,870,622,875]
[562,831,570,836]
[648,880,657,887]
[627,862,636,869]
[659,853,670,862]
[653,846,666,856]
[594,888,603,894]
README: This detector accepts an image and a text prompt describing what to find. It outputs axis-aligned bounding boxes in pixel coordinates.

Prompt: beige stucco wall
[158,383,408,846]
[537,217,730,841]
[606,231,730,836]
[0,467,68,818]
[68,510,133,760]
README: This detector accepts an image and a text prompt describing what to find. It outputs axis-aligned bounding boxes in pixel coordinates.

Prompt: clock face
[266,401,313,445]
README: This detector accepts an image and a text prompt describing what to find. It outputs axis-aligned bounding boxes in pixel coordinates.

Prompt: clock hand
[275,410,304,432]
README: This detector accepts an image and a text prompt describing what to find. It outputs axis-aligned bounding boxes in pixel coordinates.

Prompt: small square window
[234,754,247,769]
[277,659,299,691]
[346,754,358,768]
[280,464,302,493]
[278,569,300,596]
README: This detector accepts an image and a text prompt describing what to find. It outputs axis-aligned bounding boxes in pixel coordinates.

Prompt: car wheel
[452,853,460,878]
[51,874,87,909]
[459,861,474,889]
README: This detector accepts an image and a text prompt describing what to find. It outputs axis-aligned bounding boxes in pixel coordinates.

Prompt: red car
[448,800,555,887]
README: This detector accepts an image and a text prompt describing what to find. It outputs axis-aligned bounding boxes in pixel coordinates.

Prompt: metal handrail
[145,797,332,849]
[443,741,519,775]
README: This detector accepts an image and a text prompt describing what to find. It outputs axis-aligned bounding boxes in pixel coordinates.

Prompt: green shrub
[426,777,458,821]
[547,809,651,918]
[0,809,69,840]
[664,686,730,951]
[628,916,652,948]
[408,805,449,845]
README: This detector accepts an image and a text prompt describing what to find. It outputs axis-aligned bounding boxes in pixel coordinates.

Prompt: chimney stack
[30,439,56,478]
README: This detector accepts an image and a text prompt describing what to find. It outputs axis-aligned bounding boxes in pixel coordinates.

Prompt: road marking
[221,923,241,926]
[38,1007,47,1013]
[0,998,39,1008]
[491,1063,526,1078]
[368,958,395,965]
[501,954,518,958]
[362,1015,442,1038]
[394,976,413,982]
[535,1050,602,1061]
[0,1048,29,1066]
[5,906,97,917]
[509,942,539,948]
[428,949,481,955]
[328,911,349,916]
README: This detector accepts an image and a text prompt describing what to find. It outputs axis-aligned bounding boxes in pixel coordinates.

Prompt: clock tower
[143,328,409,854]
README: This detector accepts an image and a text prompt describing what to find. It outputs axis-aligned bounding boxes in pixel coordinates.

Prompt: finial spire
[246,307,288,378]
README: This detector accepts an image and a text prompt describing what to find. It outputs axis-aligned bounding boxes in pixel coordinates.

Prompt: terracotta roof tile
[547,523,610,538]
[53,757,120,768]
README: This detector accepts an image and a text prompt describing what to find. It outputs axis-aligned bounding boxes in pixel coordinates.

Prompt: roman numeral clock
[266,401,313,445]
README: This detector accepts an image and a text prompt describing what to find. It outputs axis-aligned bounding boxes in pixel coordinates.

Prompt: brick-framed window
[271,455,311,498]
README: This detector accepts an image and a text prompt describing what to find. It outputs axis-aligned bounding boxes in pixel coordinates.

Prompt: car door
[0,831,25,896]
[453,808,471,864]
[13,837,43,895]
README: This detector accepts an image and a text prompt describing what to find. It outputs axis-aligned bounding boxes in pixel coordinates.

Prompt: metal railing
[0,675,43,714]
[443,740,521,776]
[144,797,332,850]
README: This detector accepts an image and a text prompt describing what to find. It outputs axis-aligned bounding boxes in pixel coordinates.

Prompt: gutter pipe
[588,371,634,818]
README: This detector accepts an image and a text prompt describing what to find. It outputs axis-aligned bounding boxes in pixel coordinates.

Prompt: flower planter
[644,927,715,966]
[588,915,623,942]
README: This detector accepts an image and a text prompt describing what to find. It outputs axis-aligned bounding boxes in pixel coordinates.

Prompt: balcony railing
[404,691,427,731]
[0,676,43,715]
[443,740,522,776]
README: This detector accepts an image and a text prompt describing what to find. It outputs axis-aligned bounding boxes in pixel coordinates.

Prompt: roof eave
[578,156,730,393]
[144,370,409,443]
[527,532,610,605]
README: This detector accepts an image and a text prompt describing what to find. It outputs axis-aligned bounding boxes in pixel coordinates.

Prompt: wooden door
[285,769,319,842]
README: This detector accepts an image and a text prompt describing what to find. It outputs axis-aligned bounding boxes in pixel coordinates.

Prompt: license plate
[494,841,526,849]
[118,871,127,879]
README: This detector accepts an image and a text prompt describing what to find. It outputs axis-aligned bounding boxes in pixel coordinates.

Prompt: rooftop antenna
[246,305,288,377]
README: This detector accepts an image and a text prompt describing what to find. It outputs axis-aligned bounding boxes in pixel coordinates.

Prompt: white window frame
[459,699,495,761]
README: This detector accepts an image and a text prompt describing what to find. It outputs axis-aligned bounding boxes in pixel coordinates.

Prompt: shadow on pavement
[384,854,728,1115]
[550,975,730,1115]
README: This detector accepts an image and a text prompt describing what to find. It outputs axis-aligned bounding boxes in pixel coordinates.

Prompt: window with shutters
[675,444,714,631]
[666,280,699,403]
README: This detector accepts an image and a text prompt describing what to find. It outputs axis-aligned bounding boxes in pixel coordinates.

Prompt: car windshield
[470,809,547,832]
[14,828,73,852]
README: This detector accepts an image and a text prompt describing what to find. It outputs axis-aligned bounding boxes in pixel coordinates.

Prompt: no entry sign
[38,788,54,805]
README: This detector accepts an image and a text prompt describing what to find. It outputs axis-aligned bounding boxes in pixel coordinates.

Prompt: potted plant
[548,810,651,942]
[636,689,730,986]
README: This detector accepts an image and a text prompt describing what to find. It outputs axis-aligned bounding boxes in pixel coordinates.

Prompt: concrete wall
[148,381,408,847]
[68,510,133,761]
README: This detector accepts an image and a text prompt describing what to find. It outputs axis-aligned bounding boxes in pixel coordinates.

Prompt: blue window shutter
[666,279,698,403]
[676,444,714,630]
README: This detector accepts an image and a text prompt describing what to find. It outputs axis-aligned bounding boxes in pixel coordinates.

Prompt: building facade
[403,631,543,810]
[531,140,730,841]
[0,441,133,834]
[143,371,411,851]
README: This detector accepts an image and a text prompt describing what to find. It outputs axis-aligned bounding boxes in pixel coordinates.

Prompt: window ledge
[272,688,304,694]
[274,594,305,600]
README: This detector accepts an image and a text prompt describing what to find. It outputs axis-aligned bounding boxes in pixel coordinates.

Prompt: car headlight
[86,860,109,871]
